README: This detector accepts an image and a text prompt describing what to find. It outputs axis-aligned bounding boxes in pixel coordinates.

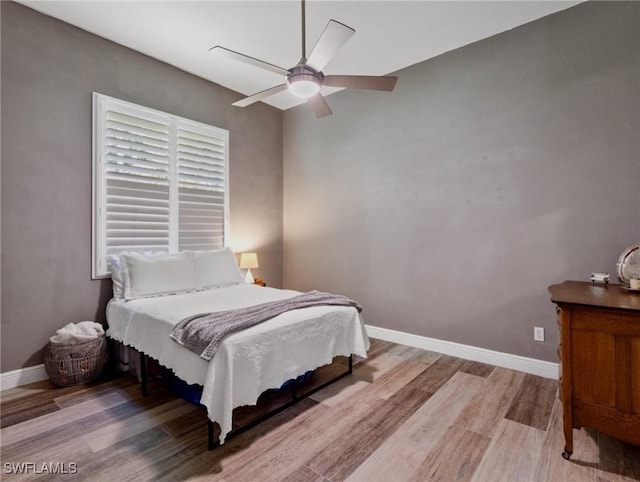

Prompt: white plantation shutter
[104,110,171,256]
[93,93,229,278]
[177,123,226,251]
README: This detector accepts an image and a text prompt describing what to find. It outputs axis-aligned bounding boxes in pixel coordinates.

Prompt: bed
[105,248,370,447]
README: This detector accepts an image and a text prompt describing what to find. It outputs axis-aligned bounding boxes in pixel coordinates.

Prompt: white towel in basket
[49,321,105,345]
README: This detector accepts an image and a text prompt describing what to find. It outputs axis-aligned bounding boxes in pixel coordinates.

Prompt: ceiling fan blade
[306,20,355,72]
[324,75,398,91]
[307,93,333,118]
[233,84,288,107]
[210,46,290,76]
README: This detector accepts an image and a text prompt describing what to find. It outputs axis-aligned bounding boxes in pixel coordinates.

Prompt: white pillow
[108,254,124,299]
[120,251,198,300]
[193,248,243,289]
[108,251,167,299]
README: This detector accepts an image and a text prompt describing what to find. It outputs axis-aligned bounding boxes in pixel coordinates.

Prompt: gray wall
[1,2,283,372]
[283,1,640,362]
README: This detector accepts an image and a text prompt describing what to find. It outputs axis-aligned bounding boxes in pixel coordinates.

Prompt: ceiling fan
[210,0,397,118]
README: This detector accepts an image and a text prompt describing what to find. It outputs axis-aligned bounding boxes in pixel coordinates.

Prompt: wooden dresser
[549,281,640,459]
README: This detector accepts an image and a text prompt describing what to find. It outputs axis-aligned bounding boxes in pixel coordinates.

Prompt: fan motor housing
[286,64,324,98]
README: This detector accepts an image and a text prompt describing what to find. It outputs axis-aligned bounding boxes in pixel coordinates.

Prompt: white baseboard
[1,364,49,391]
[365,325,559,380]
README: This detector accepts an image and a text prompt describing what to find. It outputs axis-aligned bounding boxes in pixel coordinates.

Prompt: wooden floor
[1,339,639,481]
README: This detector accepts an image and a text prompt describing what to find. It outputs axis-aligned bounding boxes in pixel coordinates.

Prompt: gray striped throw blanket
[170,290,362,360]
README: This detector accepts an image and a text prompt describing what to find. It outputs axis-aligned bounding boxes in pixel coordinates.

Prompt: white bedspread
[106,284,369,442]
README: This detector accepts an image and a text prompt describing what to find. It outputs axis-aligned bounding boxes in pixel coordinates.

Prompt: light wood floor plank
[410,424,491,482]
[206,356,433,481]
[281,464,328,482]
[535,395,600,482]
[351,351,406,383]
[306,386,433,480]
[364,358,438,400]
[83,398,198,452]
[310,349,440,407]
[471,418,545,482]
[385,344,442,365]
[70,427,172,481]
[158,399,328,482]
[361,337,395,361]
[308,375,370,407]
[454,366,526,438]
[0,391,128,446]
[406,354,473,394]
[0,380,53,403]
[90,430,199,481]
[53,376,135,409]
[208,390,389,481]
[1,437,91,480]
[346,371,485,482]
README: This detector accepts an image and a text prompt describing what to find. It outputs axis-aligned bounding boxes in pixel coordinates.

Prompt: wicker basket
[44,335,108,387]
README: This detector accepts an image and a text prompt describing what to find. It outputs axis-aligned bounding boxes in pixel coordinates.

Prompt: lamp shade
[239,252,259,269]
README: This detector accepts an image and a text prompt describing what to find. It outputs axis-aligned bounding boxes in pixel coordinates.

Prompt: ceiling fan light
[287,74,321,99]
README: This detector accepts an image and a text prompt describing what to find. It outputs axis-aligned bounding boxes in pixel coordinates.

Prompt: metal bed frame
[139,351,353,450]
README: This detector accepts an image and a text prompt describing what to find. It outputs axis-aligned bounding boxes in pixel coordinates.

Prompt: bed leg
[140,352,148,397]
[348,354,353,374]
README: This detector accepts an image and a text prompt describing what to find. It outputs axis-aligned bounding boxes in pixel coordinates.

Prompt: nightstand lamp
[240,252,259,284]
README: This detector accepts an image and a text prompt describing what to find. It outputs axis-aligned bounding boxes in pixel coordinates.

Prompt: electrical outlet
[534,326,545,342]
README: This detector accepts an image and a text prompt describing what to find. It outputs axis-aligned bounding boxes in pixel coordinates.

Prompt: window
[92,93,229,278]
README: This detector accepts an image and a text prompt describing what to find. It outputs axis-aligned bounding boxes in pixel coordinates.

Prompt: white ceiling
[19,0,581,110]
